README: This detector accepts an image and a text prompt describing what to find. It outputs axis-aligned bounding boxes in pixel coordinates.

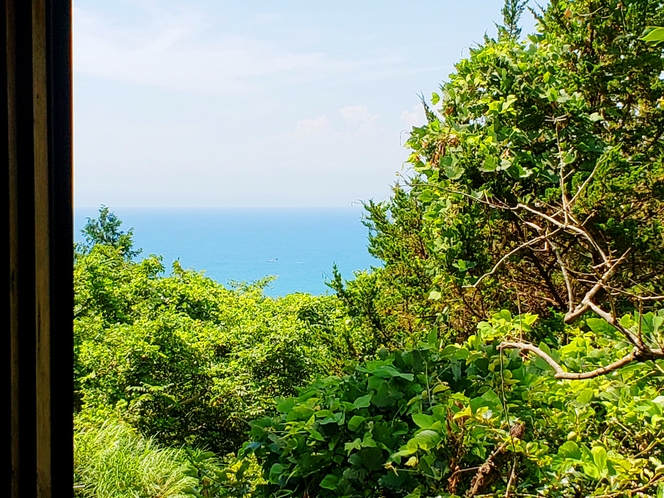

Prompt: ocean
[74,207,380,297]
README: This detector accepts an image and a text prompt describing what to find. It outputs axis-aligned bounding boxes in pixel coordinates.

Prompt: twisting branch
[498,342,656,380]
[467,422,525,497]
[585,301,641,348]
[450,133,663,379]
[463,229,561,289]
[514,202,610,264]
[563,249,631,324]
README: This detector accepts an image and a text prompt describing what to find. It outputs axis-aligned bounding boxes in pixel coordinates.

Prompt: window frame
[6,0,73,496]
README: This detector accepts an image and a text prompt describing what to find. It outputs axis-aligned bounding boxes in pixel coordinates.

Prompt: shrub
[245,312,664,497]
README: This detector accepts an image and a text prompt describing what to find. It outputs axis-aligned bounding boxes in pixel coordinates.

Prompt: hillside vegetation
[75,1,664,496]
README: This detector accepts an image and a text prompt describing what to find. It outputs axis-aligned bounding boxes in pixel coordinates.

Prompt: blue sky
[73,0,537,207]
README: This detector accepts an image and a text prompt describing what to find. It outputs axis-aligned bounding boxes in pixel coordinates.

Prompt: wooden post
[4,0,73,496]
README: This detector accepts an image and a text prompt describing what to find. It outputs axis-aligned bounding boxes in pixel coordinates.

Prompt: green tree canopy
[334,0,664,374]
[78,205,141,259]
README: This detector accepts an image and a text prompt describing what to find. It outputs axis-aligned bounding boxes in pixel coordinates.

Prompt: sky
[73,0,538,208]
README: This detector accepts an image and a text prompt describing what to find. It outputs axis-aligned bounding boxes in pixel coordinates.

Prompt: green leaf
[440,156,465,180]
[353,394,372,409]
[276,398,296,413]
[309,429,325,441]
[370,365,414,381]
[345,438,362,452]
[427,328,438,347]
[412,429,441,451]
[480,156,498,172]
[586,318,615,335]
[576,389,594,406]
[268,463,284,483]
[592,446,608,477]
[347,415,365,431]
[319,474,339,490]
[412,413,435,429]
[642,27,664,44]
[418,190,435,203]
[558,441,582,460]
[502,95,517,112]
[390,447,417,460]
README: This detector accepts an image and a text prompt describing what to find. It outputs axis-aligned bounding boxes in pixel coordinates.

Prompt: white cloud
[277,105,384,147]
[72,0,477,207]
[400,104,426,128]
[339,105,378,127]
[294,115,330,138]
[338,105,382,138]
[73,4,403,97]
[255,104,399,186]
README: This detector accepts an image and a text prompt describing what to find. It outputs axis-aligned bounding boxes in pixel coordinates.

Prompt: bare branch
[549,239,574,314]
[585,301,642,348]
[554,122,571,226]
[596,285,664,302]
[499,342,644,379]
[467,422,525,497]
[463,230,560,289]
[504,457,518,498]
[443,188,510,210]
[593,475,664,498]
[569,163,599,205]
[564,249,631,324]
[515,203,609,263]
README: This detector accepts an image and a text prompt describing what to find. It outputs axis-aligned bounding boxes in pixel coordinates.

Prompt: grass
[74,419,196,498]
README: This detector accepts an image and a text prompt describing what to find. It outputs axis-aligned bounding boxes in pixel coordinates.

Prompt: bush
[244,312,664,497]
[75,242,363,452]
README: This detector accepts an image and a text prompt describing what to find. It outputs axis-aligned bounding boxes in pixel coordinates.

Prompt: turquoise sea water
[74,207,379,297]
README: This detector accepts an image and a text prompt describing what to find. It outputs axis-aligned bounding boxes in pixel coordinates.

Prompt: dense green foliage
[329,186,449,350]
[246,313,664,497]
[74,0,664,496]
[251,0,664,496]
[407,0,664,315]
[73,210,365,495]
[74,242,362,453]
[334,0,664,335]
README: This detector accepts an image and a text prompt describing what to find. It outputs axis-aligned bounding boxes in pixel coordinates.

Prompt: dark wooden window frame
[5,0,73,496]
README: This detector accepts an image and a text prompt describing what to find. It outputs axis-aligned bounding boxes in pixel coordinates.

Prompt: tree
[497,0,527,39]
[74,231,366,453]
[396,0,664,377]
[328,184,454,355]
[245,2,664,493]
[78,205,141,259]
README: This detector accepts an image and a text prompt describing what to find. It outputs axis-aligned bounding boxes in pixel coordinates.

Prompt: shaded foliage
[328,184,453,352]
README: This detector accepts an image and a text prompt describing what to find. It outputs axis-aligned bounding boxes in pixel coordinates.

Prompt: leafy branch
[463,140,664,376]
